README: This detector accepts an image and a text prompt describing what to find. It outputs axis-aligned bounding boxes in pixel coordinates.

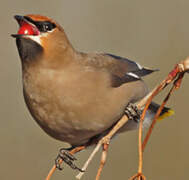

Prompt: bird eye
[36,21,56,32]
[43,22,55,31]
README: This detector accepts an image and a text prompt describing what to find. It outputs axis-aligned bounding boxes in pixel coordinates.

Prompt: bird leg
[55,147,85,172]
[125,103,142,122]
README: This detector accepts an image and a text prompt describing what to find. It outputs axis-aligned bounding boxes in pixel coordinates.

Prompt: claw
[59,148,77,161]
[55,148,84,172]
[55,156,63,170]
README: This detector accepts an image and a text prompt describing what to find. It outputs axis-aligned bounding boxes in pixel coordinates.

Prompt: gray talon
[59,149,77,161]
[55,148,83,172]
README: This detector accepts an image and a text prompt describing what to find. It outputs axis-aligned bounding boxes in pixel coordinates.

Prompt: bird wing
[105,53,158,87]
[81,53,158,87]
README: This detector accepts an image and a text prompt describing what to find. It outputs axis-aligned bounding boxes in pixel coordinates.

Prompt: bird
[12,14,174,170]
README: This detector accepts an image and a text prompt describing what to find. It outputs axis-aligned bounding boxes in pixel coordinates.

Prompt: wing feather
[105,53,158,87]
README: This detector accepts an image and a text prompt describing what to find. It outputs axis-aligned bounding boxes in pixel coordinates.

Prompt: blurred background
[0,0,189,179]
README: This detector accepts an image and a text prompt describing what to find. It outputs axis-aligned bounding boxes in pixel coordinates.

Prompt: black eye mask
[24,16,56,32]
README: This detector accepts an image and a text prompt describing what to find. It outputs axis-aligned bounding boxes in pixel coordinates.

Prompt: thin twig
[76,87,159,179]
[47,57,189,180]
[76,77,173,179]
[95,143,109,180]
[142,72,185,151]
[76,143,102,179]
[77,58,189,180]
[131,59,189,180]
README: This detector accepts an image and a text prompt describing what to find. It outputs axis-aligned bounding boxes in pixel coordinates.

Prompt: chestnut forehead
[25,14,55,23]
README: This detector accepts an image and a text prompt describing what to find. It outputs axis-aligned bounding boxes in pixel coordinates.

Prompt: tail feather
[148,102,174,121]
[158,108,174,121]
[118,102,174,132]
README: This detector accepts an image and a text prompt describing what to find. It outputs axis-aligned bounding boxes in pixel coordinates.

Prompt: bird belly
[23,85,124,146]
[22,67,147,146]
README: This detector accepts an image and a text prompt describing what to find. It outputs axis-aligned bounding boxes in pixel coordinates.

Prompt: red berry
[18,22,39,35]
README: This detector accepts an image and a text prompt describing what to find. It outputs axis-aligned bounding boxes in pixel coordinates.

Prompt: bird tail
[137,102,174,129]
[119,102,174,132]
[148,102,174,121]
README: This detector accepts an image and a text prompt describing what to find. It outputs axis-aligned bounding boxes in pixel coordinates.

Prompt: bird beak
[14,15,25,24]
[11,15,40,38]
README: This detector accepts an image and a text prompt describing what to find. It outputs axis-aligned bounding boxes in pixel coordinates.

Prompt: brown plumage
[12,14,170,147]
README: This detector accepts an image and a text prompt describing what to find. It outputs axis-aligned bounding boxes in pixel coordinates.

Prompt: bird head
[12,14,73,65]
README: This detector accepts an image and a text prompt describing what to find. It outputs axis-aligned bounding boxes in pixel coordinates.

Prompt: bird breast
[22,63,146,145]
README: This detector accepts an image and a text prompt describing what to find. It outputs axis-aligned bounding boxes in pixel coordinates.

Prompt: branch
[46,57,189,180]
[76,86,156,179]
[76,57,189,180]
[130,57,189,180]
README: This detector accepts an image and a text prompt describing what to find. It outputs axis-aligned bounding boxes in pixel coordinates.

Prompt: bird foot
[55,148,84,172]
[125,103,142,122]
